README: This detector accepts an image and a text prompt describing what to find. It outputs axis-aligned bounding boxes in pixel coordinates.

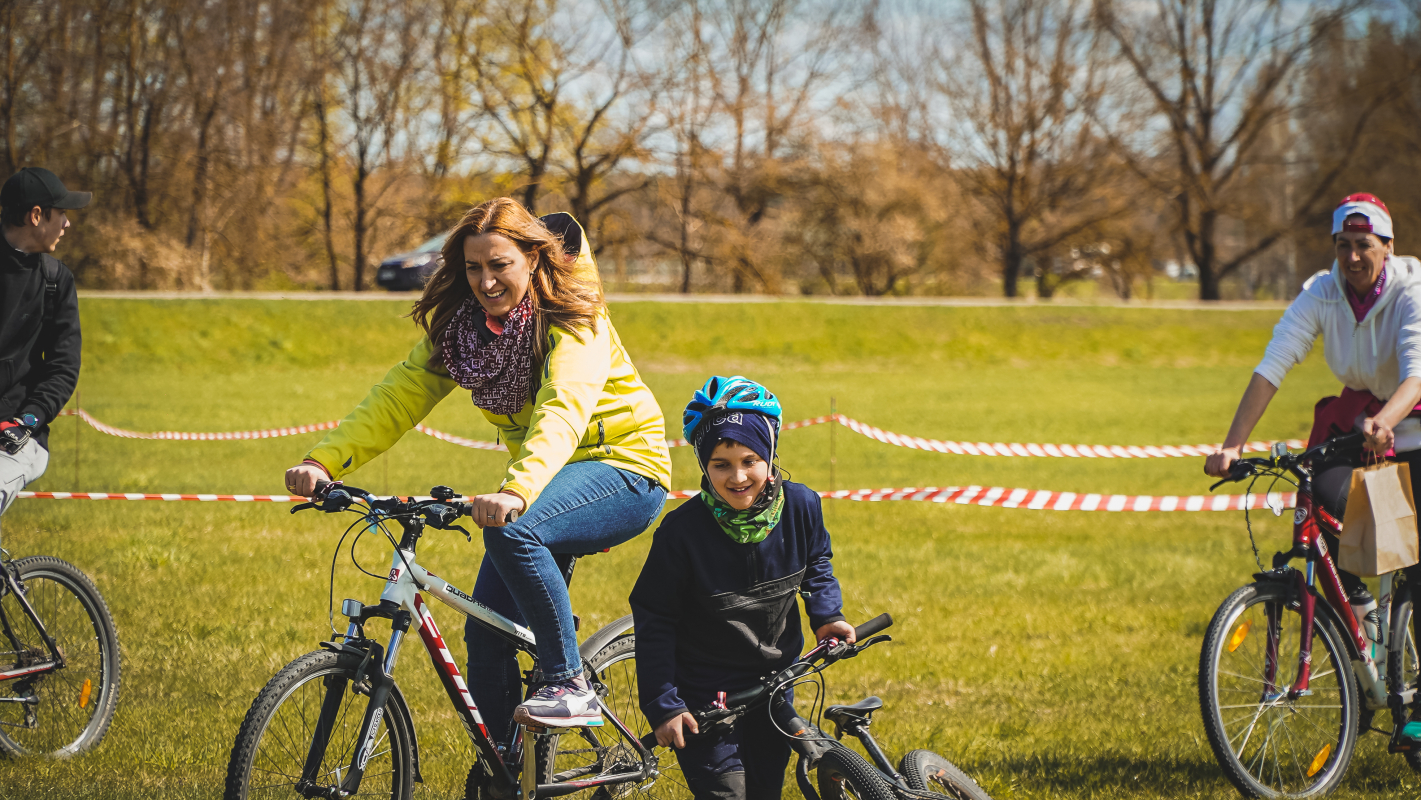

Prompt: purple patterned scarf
[441,293,536,415]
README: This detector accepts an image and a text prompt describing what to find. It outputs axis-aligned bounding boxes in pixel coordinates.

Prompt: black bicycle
[646,613,993,800]
[0,542,122,757]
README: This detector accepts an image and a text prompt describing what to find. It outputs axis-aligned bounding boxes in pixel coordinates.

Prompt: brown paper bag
[1340,461,1421,576]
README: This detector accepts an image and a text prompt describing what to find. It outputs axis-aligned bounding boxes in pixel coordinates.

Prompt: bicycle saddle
[824,696,883,726]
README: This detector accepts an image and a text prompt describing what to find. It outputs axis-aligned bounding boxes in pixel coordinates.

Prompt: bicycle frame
[1271,476,1403,711]
[301,511,655,800]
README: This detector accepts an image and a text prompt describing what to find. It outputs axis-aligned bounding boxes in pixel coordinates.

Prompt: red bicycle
[1199,433,1421,797]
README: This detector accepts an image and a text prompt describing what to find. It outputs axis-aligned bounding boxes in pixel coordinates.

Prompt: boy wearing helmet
[629,376,853,800]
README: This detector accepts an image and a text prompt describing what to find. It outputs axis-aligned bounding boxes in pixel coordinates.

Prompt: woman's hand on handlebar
[468,491,527,528]
[284,461,331,497]
[655,711,699,749]
[815,619,856,645]
[1363,416,1395,455]
[1205,446,1242,478]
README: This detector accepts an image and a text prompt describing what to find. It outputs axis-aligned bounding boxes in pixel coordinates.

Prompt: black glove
[0,415,37,455]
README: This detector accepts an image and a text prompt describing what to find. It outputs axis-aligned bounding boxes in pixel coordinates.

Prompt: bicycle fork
[298,609,411,799]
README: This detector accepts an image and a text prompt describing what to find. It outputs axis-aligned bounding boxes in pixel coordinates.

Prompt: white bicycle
[222,481,683,799]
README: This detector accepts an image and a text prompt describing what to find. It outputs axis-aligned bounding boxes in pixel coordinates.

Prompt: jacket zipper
[748,542,759,584]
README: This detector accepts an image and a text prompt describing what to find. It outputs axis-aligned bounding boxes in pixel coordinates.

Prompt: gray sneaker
[512,678,603,728]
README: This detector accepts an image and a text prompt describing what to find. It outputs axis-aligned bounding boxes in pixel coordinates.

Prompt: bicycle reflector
[79,679,91,709]
[1307,743,1332,777]
[1227,620,1252,652]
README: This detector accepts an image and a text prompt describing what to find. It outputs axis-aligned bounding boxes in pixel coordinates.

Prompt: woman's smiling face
[464,233,534,318]
[706,439,770,511]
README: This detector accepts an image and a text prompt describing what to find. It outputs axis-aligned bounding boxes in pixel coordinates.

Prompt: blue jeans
[464,461,665,744]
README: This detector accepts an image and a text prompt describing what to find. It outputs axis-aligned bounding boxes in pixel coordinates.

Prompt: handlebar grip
[313,478,330,495]
[854,613,893,641]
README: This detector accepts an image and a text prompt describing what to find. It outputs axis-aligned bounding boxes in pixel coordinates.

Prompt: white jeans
[0,439,48,523]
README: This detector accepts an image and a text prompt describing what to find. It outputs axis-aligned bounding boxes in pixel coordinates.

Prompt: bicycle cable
[326,503,373,636]
[1242,469,1300,574]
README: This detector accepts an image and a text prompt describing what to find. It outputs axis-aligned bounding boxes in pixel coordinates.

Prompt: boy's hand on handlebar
[655,711,699,749]
[468,492,526,528]
[284,462,330,496]
[1205,446,1241,478]
[1363,417,1395,455]
[816,620,856,645]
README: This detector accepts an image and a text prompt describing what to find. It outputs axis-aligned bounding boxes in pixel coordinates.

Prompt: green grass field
[3,298,1416,799]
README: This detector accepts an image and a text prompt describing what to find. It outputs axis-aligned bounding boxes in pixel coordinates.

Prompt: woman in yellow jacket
[284,198,671,738]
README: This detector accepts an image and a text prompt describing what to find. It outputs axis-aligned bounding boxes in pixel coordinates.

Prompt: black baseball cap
[0,167,91,213]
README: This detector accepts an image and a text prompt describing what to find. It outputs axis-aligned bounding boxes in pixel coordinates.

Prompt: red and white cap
[1333,193,1393,239]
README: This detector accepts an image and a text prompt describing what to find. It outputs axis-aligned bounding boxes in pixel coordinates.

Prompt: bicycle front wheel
[224,649,415,800]
[817,745,896,800]
[0,556,121,757]
[1199,581,1360,798]
[899,749,992,800]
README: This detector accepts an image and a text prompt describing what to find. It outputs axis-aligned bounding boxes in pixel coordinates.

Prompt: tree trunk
[1196,210,1220,301]
[1001,226,1024,298]
[353,161,368,291]
[316,90,339,291]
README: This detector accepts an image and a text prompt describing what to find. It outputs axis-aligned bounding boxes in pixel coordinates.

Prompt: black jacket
[0,244,81,450]
[630,481,846,726]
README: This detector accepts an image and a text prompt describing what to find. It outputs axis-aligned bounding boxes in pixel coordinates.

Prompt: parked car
[376,230,450,290]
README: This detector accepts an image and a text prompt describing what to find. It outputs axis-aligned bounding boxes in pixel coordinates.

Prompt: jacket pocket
[700,569,806,659]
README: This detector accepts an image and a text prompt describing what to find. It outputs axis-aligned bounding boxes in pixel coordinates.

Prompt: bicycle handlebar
[638,613,897,749]
[291,479,506,529]
[1207,432,1364,491]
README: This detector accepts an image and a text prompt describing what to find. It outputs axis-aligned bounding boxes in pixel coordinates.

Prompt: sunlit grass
[4,299,1416,798]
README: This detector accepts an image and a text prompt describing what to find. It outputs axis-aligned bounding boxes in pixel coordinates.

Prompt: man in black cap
[0,167,87,522]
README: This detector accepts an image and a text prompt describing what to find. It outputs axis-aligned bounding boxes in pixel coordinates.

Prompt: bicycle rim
[1200,582,1359,798]
[227,651,412,799]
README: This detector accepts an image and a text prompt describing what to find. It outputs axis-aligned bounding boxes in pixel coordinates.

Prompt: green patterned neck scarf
[699,476,786,544]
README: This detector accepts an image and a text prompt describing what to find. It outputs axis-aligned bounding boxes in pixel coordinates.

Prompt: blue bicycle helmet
[682,375,783,443]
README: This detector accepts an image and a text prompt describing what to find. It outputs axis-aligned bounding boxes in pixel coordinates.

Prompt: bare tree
[325,0,427,290]
[897,0,1127,298]
[1094,0,1375,299]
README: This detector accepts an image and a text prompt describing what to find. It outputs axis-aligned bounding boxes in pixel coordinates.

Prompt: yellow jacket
[306,215,671,505]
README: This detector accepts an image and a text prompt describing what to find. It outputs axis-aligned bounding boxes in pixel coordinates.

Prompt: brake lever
[844,633,892,658]
[289,502,316,514]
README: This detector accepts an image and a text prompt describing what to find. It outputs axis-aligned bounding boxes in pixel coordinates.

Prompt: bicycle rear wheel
[1388,590,1421,774]
[1199,581,1359,798]
[510,625,689,800]
[224,649,415,800]
[817,745,896,800]
[899,749,992,800]
[0,556,121,757]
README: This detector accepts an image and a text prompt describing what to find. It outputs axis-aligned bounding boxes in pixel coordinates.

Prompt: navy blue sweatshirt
[629,481,845,726]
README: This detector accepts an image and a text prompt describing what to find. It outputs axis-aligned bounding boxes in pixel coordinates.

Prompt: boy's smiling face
[706,439,769,510]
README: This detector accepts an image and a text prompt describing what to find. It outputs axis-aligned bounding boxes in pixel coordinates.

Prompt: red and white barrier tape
[18,487,1295,511]
[57,408,1301,458]
[56,409,339,441]
[828,415,1303,458]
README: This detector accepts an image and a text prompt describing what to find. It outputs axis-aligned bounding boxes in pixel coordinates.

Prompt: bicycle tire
[898,749,992,800]
[1199,581,1360,798]
[0,556,121,757]
[1387,591,1421,774]
[817,745,897,800]
[224,649,415,800]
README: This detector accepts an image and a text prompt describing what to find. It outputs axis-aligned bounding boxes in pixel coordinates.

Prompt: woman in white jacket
[1206,193,1421,735]
[1207,194,1421,478]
